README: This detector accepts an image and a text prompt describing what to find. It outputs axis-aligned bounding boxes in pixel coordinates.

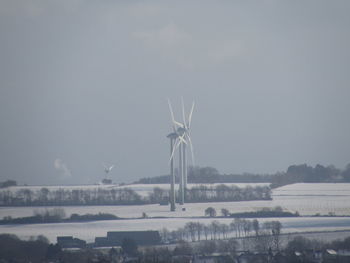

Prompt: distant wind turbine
[102,163,115,175]
[167,98,195,207]
[101,163,116,184]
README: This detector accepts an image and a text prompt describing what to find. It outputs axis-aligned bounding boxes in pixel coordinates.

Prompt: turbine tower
[167,132,178,211]
[180,98,195,189]
[167,99,195,207]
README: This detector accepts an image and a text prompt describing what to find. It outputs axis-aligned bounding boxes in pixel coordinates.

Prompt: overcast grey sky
[1,0,350,185]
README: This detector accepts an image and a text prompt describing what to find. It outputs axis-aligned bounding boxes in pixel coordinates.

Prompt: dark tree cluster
[1,208,66,224]
[0,234,125,263]
[229,206,299,218]
[0,187,144,206]
[148,184,271,205]
[134,166,273,184]
[186,184,271,203]
[0,180,17,188]
[0,184,271,207]
[0,234,50,263]
[270,163,347,188]
[136,163,350,188]
[160,218,283,251]
[69,212,118,222]
[188,166,273,183]
[0,208,119,225]
[148,185,271,205]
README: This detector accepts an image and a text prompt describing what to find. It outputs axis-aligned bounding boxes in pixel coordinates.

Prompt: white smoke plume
[54,158,72,178]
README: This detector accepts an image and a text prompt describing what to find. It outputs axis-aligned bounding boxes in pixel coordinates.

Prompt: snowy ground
[272,183,350,215]
[1,183,350,243]
[1,217,350,243]
[273,183,350,196]
[2,183,350,218]
[1,195,350,219]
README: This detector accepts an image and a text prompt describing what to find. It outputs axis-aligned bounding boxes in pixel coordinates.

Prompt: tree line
[149,184,271,204]
[203,206,298,218]
[160,218,283,252]
[134,166,273,184]
[135,163,350,186]
[0,180,17,188]
[0,187,144,206]
[1,208,119,225]
[0,184,271,206]
[185,184,271,202]
[270,163,350,188]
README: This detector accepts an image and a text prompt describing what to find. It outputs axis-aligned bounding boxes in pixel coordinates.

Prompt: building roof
[107,231,161,246]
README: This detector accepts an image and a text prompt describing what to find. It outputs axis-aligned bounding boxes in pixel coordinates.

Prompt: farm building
[94,230,161,247]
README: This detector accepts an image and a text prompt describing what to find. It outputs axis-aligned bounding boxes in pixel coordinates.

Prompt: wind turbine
[102,163,115,184]
[102,163,115,175]
[167,99,195,206]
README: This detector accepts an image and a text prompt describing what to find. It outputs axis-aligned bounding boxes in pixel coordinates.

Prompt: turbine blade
[181,97,187,129]
[174,120,185,128]
[178,133,187,145]
[188,101,195,129]
[169,138,181,163]
[167,99,177,132]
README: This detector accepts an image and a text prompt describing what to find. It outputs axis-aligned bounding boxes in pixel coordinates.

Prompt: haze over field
[1,1,350,185]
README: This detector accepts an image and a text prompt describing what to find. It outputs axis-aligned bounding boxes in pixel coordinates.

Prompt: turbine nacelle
[167,132,179,140]
[177,127,186,135]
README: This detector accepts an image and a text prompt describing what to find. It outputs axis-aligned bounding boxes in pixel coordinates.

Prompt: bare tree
[220,223,230,239]
[242,219,252,237]
[232,218,243,237]
[230,220,237,238]
[210,221,220,240]
[203,225,210,240]
[196,222,204,241]
[185,222,197,242]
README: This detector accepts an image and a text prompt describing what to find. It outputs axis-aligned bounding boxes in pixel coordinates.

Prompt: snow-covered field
[1,195,349,220]
[1,183,350,242]
[272,183,350,216]
[1,183,350,218]
[273,183,350,196]
[1,217,350,243]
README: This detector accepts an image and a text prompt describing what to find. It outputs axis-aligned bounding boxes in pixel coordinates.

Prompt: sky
[0,0,350,185]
